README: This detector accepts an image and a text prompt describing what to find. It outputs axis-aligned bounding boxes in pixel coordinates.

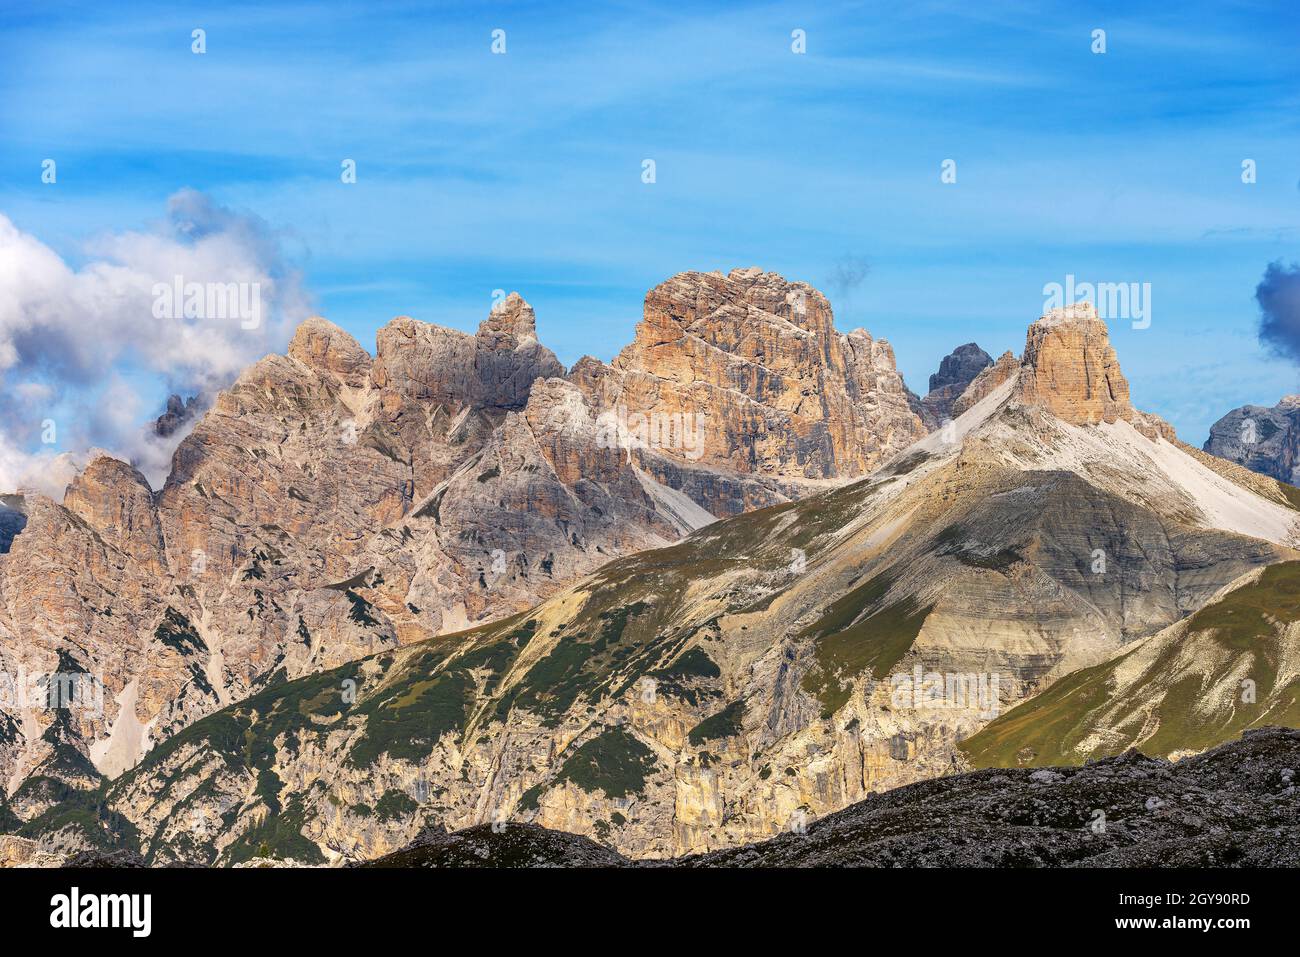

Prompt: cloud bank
[0,191,310,495]
[1256,261,1300,366]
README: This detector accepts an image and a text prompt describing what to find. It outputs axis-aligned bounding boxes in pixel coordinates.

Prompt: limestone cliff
[606,268,926,480]
[951,350,1018,417]
[1015,303,1174,441]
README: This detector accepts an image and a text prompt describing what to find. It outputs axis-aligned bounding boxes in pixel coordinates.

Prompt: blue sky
[1,0,1298,450]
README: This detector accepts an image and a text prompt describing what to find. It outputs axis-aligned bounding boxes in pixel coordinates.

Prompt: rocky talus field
[2,274,1299,867]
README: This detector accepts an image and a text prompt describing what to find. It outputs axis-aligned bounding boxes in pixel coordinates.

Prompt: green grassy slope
[962,562,1300,768]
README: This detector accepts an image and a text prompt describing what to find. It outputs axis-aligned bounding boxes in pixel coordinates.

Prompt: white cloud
[0,436,84,500]
[0,190,311,494]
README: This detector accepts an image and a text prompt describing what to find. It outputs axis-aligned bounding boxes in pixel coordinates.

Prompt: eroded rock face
[0,834,63,868]
[22,283,1284,869]
[1204,396,1300,485]
[952,351,1018,417]
[0,304,577,806]
[609,268,926,480]
[918,343,992,428]
[288,316,374,389]
[90,437,1292,864]
[352,728,1300,868]
[152,395,203,439]
[0,488,168,802]
[17,728,1300,868]
[475,294,561,410]
[971,306,1174,441]
[64,457,167,577]
[963,562,1300,768]
[1017,303,1134,425]
[8,296,1300,865]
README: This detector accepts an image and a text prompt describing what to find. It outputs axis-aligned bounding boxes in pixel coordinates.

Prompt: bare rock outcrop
[14,297,1300,866]
[152,395,203,438]
[607,268,926,480]
[1204,396,1300,485]
[475,293,562,410]
[63,456,167,577]
[917,342,992,428]
[951,305,1174,440]
[288,315,374,388]
[1016,303,1135,426]
[952,350,1018,417]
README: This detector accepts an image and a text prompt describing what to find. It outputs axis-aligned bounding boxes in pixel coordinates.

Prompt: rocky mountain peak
[153,394,203,438]
[62,454,166,572]
[371,305,563,413]
[929,342,992,394]
[1016,302,1134,426]
[610,267,924,478]
[477,292,540,348]
[288,316,372,388]
[918,342,994,427]
[1205,395,1300,484]
[7,271,1300,867]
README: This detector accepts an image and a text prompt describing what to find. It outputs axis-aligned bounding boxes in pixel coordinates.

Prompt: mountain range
[2,269,1298,866]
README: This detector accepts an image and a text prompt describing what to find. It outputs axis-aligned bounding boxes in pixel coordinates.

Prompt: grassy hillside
[962,562,1300,768]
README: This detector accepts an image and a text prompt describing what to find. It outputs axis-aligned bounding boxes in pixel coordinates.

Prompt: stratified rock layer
[1017,303,1133,425]
[607,268,926,479]
[952,351,1018,417]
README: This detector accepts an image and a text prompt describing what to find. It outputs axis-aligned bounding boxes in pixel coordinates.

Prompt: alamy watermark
[1043,274,1151,329]
[152,275,262,330]
[0,667,104,717]
[595,405,707,462]
[889,666,1001,720]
